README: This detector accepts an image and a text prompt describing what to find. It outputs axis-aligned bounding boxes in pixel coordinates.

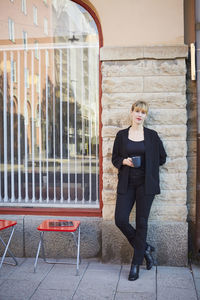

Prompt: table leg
[0,227,17,269]
[34,232,43,273]
[40,232,46,262]
[0,234,18,266]
[76,226,80,276]
[0,227,16,269]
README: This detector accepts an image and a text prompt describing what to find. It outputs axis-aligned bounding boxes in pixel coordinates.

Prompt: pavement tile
[7,258,53,281]
[0,264,17,279]
[157,266,195,290]
[193,278,200,291]
[0,278,5,286]
[192,264,200,279]
[117,266,156,293]
[1,257,25,266]
[30,288,72,300]
[0,258,26,279]
[0,279,39,300]
[196,289,200,300]
[0,258,199,300]
[115,292,156,300]
[157,286,197,300]
[38,263,87,292]
[73,292,114,300]
[157,266,192,275]
[73,263,120,300]
[87,262,121,271]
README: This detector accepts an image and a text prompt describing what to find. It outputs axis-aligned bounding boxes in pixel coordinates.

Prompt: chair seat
[37,219,80,232]
[0,220,17,231]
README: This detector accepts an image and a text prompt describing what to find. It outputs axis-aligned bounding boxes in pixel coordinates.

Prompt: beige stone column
[100,46,189,265]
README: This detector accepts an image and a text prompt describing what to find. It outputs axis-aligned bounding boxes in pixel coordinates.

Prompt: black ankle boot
[144,245,155,270]
[128,264,139,281]
[146,244,155,252]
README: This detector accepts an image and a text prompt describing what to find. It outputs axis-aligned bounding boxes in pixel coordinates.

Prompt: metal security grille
[0,43,99,208]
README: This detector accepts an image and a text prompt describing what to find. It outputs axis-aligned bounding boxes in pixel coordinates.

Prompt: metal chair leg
[0,234,18,266]
[40,232,46,262]
[76,226,81,276]
[0,227,17,269]
[34,233,43,273]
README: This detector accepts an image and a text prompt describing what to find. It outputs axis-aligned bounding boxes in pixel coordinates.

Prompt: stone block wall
[100,46,189,265]
[186,55,197,256]
[0,215,102,259]
[0,46,191,267]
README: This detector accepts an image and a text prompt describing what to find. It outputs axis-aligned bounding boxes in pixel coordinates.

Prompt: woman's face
[130,106,147,126]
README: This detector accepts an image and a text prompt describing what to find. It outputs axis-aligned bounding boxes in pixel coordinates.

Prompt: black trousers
[115,175,154,265]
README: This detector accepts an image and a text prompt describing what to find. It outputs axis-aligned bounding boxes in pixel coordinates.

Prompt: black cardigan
[112,126,167,195]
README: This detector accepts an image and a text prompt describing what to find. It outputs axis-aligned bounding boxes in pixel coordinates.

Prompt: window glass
[8,18,15,42]
[33,6,38,25]
[21,0,27,14]
[44,18,48,35]
[23,31,27,50]
[0,0,99,208]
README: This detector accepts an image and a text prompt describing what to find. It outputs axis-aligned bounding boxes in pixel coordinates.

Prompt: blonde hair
[131,100,149,114]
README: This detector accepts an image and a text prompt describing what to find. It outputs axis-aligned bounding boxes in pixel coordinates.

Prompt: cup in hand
[131,156,141,168]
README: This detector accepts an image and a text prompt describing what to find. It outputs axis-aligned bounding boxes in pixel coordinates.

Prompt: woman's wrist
[123,159,127,165]
[122,157,134,167]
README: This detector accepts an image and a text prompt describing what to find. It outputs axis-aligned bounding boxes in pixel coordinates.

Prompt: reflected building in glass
[0,0,99,207]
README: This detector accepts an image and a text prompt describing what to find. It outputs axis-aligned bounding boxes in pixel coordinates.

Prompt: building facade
[0,0,198,265]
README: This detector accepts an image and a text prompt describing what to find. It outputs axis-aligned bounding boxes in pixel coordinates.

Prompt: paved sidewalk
[0,258,199,300]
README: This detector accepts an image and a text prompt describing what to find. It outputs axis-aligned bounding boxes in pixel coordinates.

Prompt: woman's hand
[122,157,134,167]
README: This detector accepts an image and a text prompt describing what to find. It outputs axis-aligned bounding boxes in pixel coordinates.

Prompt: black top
[127,139,145,177]
[112,126,167,195]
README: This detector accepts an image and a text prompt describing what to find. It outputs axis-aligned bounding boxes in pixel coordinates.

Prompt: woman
[112,100,166,281]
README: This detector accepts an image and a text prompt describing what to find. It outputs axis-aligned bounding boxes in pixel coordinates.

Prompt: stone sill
[100,45,188,61]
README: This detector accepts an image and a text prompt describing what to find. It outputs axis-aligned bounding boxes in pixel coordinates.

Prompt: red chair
[34,219,81,275]
[0,219,18,269]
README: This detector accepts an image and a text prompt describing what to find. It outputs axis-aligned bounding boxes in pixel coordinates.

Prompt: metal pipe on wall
[195,0,200,255]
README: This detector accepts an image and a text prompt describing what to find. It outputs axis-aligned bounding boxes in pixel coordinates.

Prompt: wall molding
[100,45,188,61]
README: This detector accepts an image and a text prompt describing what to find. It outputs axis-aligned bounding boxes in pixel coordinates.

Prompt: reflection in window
[44,18,48,35]
[21,0,27,15]
[26,68,29,89]
[23,31,27,50]
[12,61,17,83]
[36,74,39,93]
[0,0,100,208]
[8,18,15,42]
[33,6,38,25]
[34,41,39,59]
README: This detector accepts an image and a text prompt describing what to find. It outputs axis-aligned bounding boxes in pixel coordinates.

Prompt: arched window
[0,0,102,211]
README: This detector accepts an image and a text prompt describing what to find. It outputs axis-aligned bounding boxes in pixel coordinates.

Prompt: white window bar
[31,50,35,202]
[88,47,92,203]
[74,48,77,203]
[3,52,8,201]
[17,51,21,201]
[0,115,0,199]
[52,50,56,203]
[10,52,15,201]
[67,49,70,203]
[59,49,63,202]
[24,50,28,202]
[81,47,85,203]
[45,50,49,202]
[95,51,99,204]
[38,50,42,202]
[0,92,0,199]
